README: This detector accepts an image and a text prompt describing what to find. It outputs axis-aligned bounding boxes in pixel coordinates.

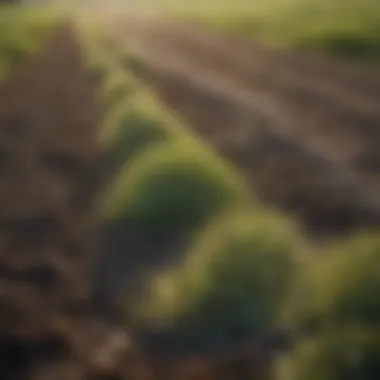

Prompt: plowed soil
[115,17,380,240]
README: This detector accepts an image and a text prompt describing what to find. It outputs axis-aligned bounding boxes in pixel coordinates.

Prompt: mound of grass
[103,141,249,238]
[83,47,112,87]
[137,211,299,350]
[119,51,144,74]
[0,6,61,81]
[276,327,380,380]
[81,37,135,109]
[98,70,135,110]
[277,232,380,380]
[103,106,173,172]
[100,80,187,171]
[79,17,131,89]
[283,233,380,331]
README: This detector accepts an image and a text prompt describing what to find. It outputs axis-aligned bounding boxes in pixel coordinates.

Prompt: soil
[113,17,380,240]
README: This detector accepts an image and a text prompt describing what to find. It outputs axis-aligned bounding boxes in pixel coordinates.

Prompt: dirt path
[111,18,380,239]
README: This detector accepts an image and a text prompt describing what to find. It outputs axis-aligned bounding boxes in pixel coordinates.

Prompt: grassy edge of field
[163,0,380,59]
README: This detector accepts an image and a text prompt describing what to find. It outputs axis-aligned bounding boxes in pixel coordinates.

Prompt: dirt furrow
[132,56,380,239]
[123,22,380,160]
[118,20,380,201]
[136,19,380,102]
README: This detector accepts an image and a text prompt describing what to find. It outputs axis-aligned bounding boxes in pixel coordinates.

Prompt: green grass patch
[103,141,250,238]
[102,102,174,172]
[99,76,187,170]
[80,21,127,85]
[284,233,380,330]
[0,5,62,81]
[98,70,135,110]
[276,326,380,380]
[136,211,300,349]
[277,231,380,380]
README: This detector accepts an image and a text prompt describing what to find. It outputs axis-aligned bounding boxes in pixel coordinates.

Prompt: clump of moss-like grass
[103,141,250,238]
[136,211,299,351]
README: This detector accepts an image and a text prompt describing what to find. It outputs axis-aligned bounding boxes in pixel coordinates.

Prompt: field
[84,8,380,378]
[1,1,380,380]
[97,3,380,378]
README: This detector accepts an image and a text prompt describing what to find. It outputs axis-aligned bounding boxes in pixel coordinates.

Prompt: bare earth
[112,17,380,240]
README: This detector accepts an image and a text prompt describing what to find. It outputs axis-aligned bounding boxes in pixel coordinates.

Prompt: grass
[102,99,176,172]
[164,0,380,58]
[284,233,380,330]
[103,104,172,171]
[275,326,380,380]
[103,141,250,238]
[276,232,380,379]
[0,5,63,81]
[101,82,181,146]
[97,70,136,113]
[135,211,300,350]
